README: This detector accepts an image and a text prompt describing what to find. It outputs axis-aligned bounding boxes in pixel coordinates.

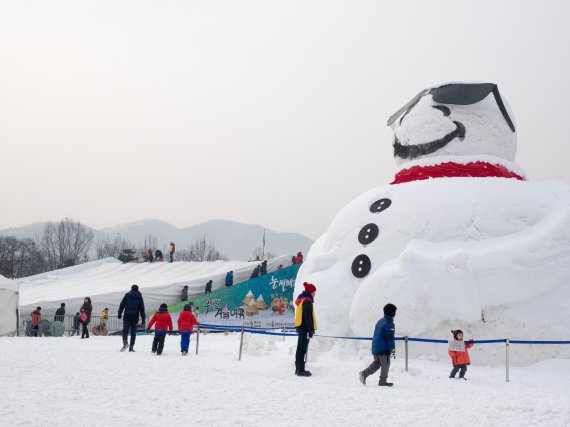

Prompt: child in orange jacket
[448,329,474,380]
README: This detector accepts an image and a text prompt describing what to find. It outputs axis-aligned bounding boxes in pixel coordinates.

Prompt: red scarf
[391,161,525,185]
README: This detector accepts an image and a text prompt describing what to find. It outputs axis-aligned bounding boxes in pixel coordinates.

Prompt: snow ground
[1,334,569,427]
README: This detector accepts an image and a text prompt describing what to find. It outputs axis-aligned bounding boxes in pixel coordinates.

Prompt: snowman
[295,82,570,359]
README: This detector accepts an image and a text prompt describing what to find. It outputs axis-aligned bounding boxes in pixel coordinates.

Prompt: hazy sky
[1,0,569,240]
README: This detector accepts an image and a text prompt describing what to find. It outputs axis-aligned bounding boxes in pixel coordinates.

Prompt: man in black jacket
[54,303,65,322]
[118,284,146,352]
[294,282,317,377]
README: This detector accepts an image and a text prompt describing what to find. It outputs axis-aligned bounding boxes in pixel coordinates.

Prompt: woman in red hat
[294,282,317,377]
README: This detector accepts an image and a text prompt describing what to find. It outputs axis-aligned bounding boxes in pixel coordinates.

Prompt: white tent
[18,255,293,316]
[0,274,19,337]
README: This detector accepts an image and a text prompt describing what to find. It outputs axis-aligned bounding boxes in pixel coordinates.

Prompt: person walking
[359,303,397,387]
[147,303,173,355]
[54,303,65,322]
[177,304,199,355]
[260,260,268,275]
[118,284,146,352]
[80,297,93,339]
[169,242,175,263]
[31,307,41,337]
[294,282,317,377]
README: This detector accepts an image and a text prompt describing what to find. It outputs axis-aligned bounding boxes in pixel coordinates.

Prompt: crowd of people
[141,242,176,263]
[29,299,110,338]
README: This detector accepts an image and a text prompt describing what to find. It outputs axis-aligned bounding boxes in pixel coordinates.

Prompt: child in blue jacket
[359,303,397,387]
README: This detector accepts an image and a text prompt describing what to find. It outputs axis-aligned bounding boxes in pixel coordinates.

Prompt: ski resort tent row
[17,254,293,317]
[0,274,19,336]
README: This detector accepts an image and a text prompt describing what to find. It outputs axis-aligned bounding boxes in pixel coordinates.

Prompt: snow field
[1,334,569,426]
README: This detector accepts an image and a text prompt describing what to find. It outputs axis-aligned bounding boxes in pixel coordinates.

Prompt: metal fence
[19,314,122,337]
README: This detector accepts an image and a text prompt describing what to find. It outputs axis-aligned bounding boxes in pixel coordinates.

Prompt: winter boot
[295,362,312,377]
[379,378,393,387]
[359,371,367,385]
[120,341,129,352]
[129,345,135,352]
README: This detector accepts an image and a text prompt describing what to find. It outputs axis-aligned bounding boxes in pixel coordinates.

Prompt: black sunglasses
[387,83,515,132]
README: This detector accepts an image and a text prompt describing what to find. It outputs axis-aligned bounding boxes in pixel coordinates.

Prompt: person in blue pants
[177,304,199,355]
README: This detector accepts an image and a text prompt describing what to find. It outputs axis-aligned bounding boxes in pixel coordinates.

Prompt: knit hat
[303,282,317,294]
[160,303,167,309]
[383,303,397,317]
[131,284,139,291]
[183,304,191,311]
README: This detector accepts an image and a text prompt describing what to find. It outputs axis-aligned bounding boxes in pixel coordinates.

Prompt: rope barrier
[197,323,570,345]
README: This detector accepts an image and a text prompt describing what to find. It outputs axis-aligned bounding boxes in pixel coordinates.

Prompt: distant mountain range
[0,219,314,261]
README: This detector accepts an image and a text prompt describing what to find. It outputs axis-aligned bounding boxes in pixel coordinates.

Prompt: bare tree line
[0,218,279,278]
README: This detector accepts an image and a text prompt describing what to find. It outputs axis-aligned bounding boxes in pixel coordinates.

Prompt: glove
[168,331,172,336]
[391,349,396,359]
[308,332,314,339]
[117,314,121,320]
[140,322,145,329]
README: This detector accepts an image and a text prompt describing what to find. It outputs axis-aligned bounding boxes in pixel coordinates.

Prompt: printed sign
[168,264,300,328]
[448,339,466,352]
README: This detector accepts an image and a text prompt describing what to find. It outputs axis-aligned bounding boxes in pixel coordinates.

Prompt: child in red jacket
[448,329,474,380]
[147,303,173,355]
[177,304,199,356]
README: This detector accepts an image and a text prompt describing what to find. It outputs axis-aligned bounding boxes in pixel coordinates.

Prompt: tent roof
[0,274,18,293]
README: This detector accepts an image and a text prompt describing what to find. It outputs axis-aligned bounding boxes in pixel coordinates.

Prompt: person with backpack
[147,303,173,355]
[294,282,317,377]
[80,297,93,339]
[177,304,199,355]
[118,284,146,352]
[359,303,397,387]
[169,242,175,263]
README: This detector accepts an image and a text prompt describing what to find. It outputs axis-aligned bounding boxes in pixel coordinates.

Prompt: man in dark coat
[359,303,397,387]
[54,303,65,322]
[294,282,317,377]
[118,284,146,352]
[260,260,268,275]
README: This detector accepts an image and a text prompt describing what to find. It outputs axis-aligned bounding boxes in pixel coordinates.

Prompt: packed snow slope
[1,334,569,426]
[18,255,292,316]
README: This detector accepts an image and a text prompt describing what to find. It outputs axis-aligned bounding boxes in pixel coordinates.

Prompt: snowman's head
[388,82,517,167]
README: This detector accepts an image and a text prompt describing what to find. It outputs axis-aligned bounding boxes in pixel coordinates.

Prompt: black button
[358,223,379,245]
[370,198,392,213]
[351,255,371,278]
